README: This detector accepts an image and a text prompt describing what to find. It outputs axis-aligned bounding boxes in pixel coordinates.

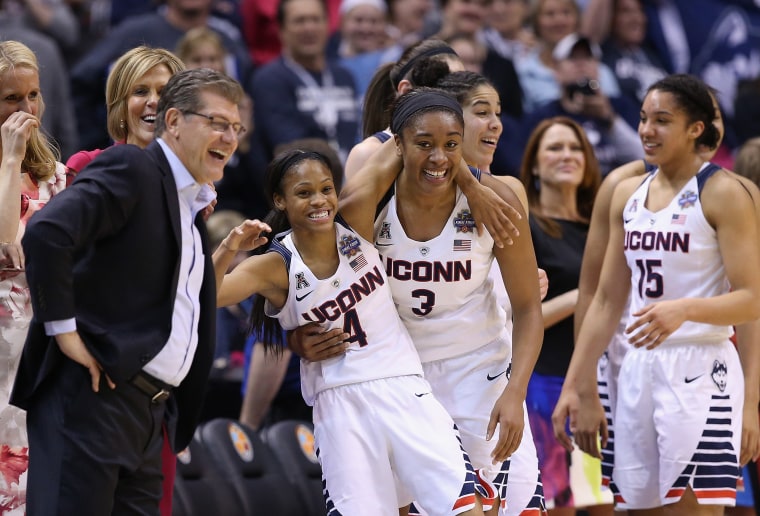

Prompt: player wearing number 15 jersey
[556,74,760,512]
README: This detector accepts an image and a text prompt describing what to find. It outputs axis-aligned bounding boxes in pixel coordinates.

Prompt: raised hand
[222,219,272,253]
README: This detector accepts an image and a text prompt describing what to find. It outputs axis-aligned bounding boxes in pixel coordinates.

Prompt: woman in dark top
[519,116,610,515]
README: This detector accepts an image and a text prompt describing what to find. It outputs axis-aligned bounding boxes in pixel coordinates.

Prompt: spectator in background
[433,0,524,120]
[599,0,666,107]
[70,0,254,151]
[445,32,487,74]
[518,116,613,515]
[519,34,642,176]
[331,0,391,100]
[175,25,228,72]
[0,16,78,160]
[239,0,342,66]
[0,0,79,53]
[481,0,535,62]
[251,0,359,164]
[583,0,760,152]
[0,39,66,516]
[330,0,388,59]
[382,0,434,62]
[516,0,582,113]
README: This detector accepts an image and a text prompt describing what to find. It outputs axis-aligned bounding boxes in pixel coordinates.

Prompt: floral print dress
[0,164,66,515]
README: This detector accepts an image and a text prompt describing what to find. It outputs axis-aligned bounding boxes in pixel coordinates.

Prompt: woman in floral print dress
[0,40,66,515]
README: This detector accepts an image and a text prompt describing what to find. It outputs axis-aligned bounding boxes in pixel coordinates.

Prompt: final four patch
[295,272,310,290]
[678,190,698,209]
[339,234,361,257]
[453,209,476,233]
[628,199,638,213]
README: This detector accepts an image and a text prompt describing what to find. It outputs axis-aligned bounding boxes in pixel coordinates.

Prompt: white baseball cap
[553,33,602,61]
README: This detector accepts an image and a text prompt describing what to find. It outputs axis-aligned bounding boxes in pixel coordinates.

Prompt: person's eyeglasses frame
[184,110,246,136]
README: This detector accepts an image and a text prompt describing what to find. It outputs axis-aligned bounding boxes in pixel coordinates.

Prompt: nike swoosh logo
[624,218,633,224]
[375,242,392,247]
[295,291,313,301]
[684,374,704,384]
[415,392,429,397]
[487,370,507,381]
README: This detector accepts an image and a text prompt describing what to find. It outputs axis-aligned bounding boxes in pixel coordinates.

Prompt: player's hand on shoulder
[466,168,523,248]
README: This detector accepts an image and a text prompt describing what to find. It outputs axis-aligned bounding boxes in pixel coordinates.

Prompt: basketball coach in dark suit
[11,68,246,515]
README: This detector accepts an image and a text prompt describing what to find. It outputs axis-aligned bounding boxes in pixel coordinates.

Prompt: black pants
[26,359,167,516]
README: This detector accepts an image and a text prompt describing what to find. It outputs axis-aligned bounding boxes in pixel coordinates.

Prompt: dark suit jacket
[11,141,216,452]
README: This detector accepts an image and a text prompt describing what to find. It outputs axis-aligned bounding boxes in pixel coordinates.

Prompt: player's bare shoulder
[609,173,645,213]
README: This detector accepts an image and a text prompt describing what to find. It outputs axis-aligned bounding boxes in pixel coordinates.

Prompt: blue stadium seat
[261,420,327,516]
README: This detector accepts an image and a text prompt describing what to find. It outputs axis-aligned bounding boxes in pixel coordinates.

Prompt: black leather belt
[130,370,173,404]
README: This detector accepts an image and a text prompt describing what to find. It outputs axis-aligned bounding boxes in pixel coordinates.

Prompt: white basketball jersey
[266,216,423,405]
[375,186,509,363]
[622,163,731,343]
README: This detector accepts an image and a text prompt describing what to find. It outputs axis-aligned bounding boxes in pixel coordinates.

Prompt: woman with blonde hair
[67,46,185,173]
[0,39,64,514]
[64,45,185,516]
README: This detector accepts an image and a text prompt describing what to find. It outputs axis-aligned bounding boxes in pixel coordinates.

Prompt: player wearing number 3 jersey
[214,150,489,515]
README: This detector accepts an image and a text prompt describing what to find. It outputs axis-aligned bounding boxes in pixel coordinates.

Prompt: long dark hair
[646,74,721,151]
[362,39,458,137]
[519,117,601,238]
[249,149,337,353]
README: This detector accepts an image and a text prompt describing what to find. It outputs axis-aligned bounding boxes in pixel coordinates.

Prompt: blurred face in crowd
[535,0,578,47]
[168,0,212,17]
[612,0,647,48]
[280,0,329,65]
[389,0,432,36]
[555,46,600,87]
[0,66,40,125]
[341,4,387,55]
[183,41,226,73]
[126,64,173,148]
[448,36,486,73]
[488,0,528,38]
[442,0,489,37]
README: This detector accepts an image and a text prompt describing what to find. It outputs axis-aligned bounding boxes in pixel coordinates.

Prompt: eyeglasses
[184,111,247,136]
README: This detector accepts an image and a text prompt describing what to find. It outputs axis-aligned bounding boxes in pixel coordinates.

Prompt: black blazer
[11,141,216,452]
